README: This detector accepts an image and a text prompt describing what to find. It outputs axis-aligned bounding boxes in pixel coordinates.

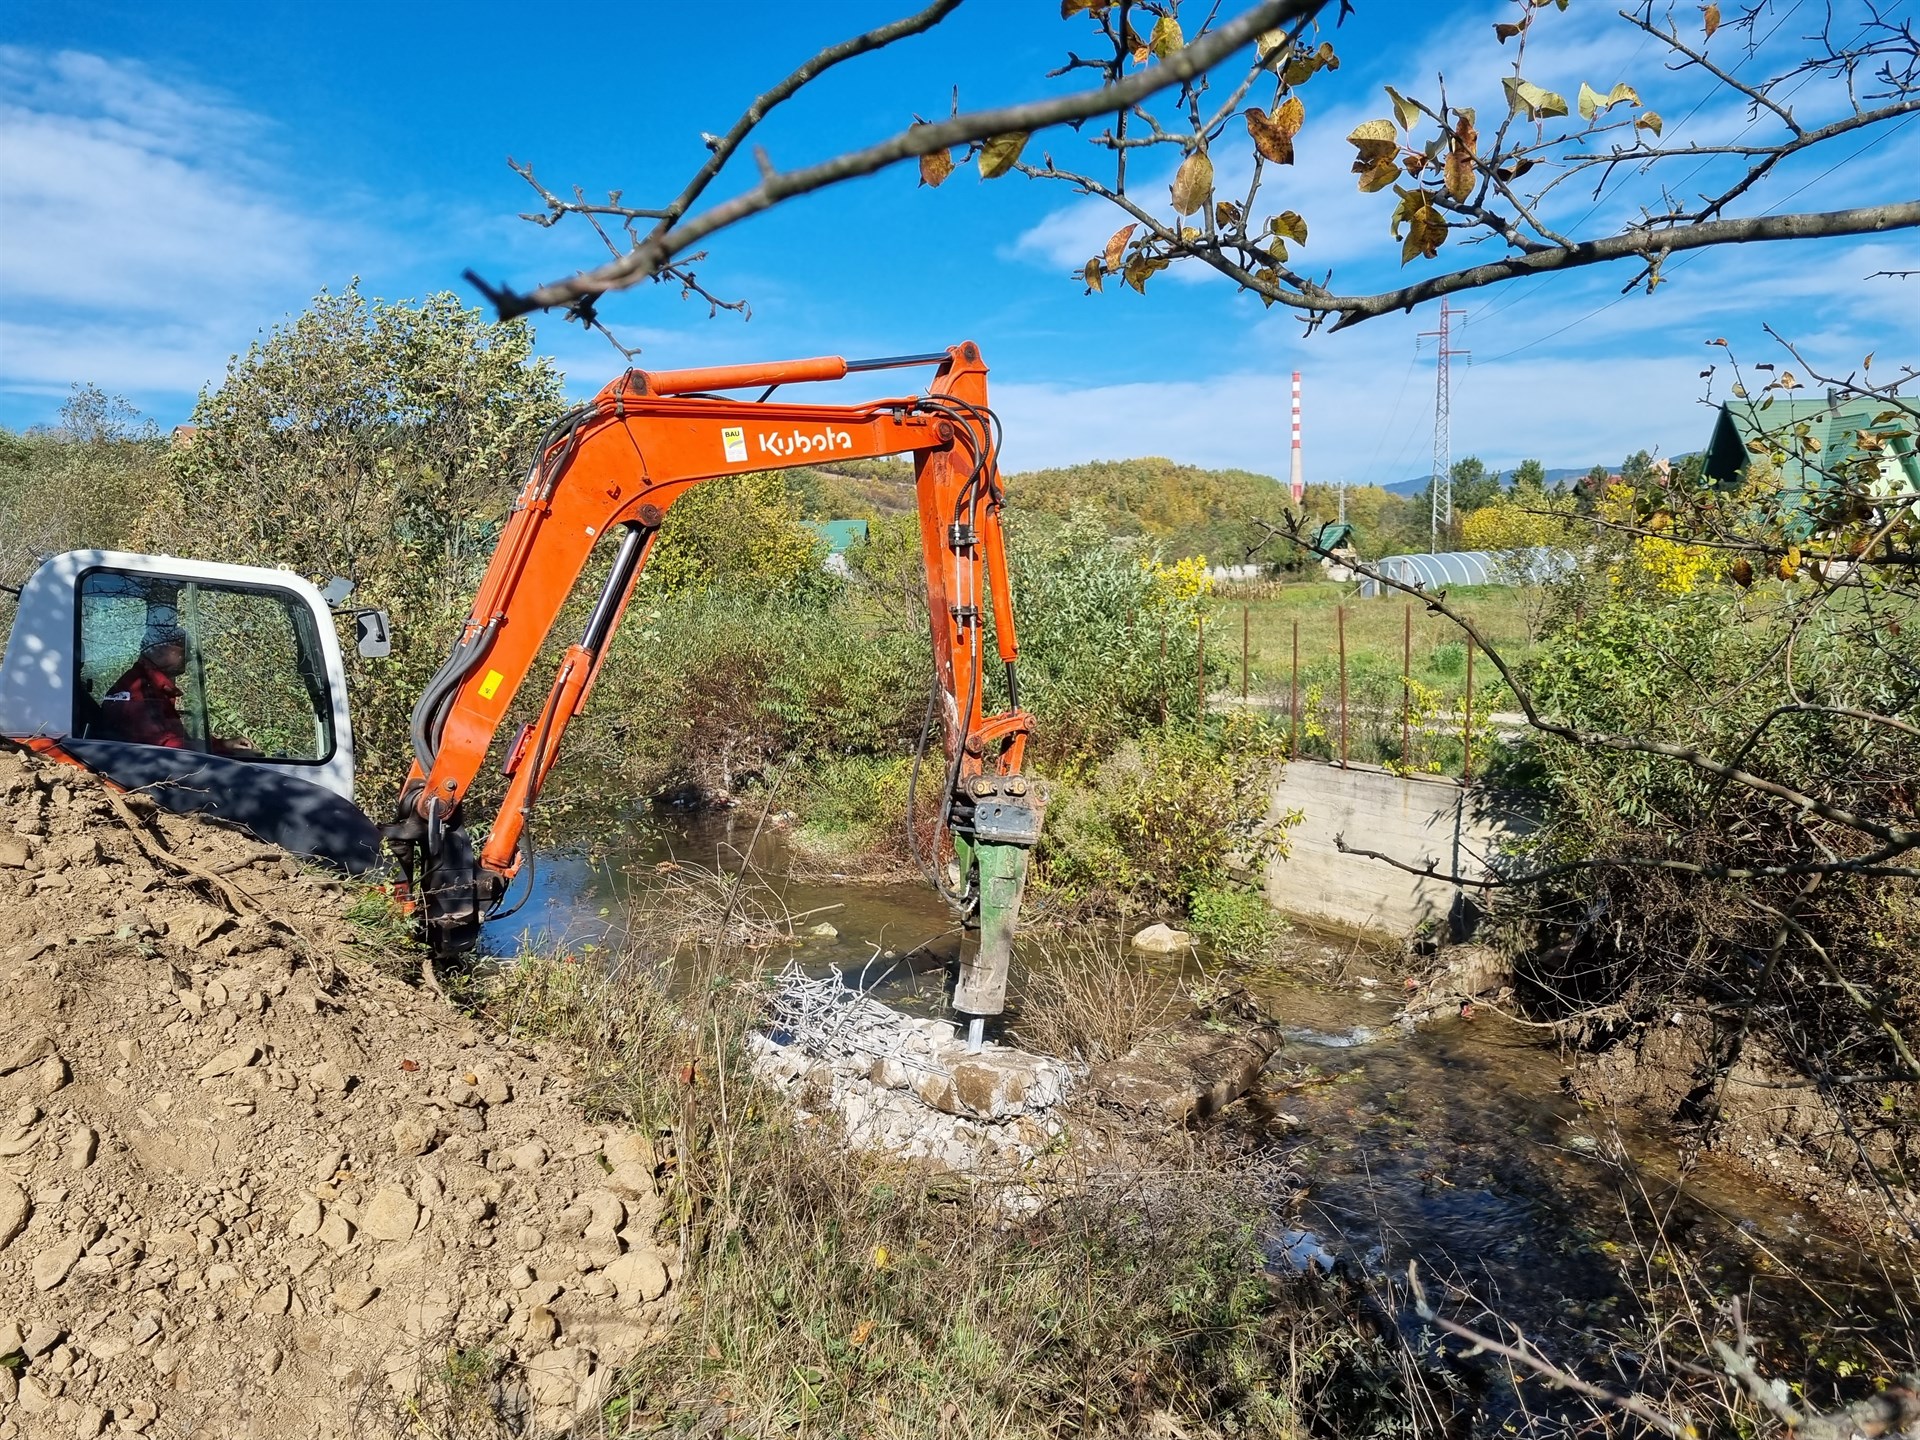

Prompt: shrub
[1188,883,1282,960]
[1037,711,1291,915]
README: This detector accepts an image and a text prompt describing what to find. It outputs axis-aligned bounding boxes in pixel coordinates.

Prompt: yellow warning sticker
[721,426,748,464]
[477,669,505,701]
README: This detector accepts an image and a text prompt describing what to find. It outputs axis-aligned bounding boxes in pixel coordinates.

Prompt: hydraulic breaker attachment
[953,777,1049,1050]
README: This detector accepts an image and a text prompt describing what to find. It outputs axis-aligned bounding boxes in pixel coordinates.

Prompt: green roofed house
[1703,393,1920,538]
[807,519,870,576]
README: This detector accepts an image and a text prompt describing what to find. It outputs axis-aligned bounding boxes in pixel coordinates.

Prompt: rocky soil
[0,746,677,1439]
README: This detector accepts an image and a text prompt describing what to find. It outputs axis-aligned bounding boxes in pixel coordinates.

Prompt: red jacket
[98,657,190,749]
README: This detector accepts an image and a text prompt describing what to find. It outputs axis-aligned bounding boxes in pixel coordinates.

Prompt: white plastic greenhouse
[1356,548,1574,597]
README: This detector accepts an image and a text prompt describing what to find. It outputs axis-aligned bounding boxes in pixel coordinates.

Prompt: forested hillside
[799,455,1293,566]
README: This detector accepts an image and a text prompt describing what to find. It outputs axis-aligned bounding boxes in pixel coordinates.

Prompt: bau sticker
[721,426,748,464]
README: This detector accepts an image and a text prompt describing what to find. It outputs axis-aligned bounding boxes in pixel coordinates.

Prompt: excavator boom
[390,341,1043,1022]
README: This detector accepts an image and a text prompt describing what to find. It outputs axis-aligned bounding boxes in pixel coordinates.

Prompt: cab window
[75,570,335,763]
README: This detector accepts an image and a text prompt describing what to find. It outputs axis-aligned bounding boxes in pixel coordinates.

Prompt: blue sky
[3,0,1915,485]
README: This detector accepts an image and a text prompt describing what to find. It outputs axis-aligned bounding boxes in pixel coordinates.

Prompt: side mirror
[355,609,392,659]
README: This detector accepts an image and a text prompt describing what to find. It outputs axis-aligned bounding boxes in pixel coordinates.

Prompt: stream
[488,806,1913,1420]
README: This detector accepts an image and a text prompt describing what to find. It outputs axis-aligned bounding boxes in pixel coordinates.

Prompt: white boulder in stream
[1130,922,1192,953]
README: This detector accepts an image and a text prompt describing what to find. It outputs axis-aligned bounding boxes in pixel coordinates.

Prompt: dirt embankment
[1570,1013,1918,1236]
[0,747,674,1439]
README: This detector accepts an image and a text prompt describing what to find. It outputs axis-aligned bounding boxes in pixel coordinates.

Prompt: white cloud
[0,48,350,413]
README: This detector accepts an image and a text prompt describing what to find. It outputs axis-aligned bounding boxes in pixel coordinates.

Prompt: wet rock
[807,922,839,939]
[1130,922,1192,953]
[1091,992,1282,1123]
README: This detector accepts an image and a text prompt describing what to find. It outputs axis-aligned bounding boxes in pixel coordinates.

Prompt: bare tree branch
[1300,201,1920,329]
[475,0,1316,320]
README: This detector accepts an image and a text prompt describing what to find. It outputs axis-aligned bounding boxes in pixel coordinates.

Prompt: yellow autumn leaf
[978,132,1029,179]
[1245,108,1294,165]
[1274,94,1305,139]
[1170,150,1214,215]
[1269,210,1308,244]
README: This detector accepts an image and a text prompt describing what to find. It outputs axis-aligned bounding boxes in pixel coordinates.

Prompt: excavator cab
[0,549,381,870]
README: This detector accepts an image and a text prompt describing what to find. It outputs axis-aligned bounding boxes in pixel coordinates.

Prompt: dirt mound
[0,746,672,1439]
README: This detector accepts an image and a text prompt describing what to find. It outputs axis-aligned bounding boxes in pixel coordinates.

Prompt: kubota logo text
[758,427,854,458]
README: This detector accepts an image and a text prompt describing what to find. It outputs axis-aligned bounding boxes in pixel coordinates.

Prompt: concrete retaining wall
[1262,760,1533,936]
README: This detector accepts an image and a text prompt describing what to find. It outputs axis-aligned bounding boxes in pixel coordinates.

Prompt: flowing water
[490,806,1914,1419]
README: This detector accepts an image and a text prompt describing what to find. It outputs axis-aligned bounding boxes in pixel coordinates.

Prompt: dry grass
[463,870,1920,1439]
[1007,937,1189,1064]
[474,893,1415,1439]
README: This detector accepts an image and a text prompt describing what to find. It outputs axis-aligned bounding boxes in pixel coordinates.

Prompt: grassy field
[1207,581,1541,774]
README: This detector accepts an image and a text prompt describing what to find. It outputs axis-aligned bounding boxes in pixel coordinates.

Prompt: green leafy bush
[1037,712,1290,914]
[1188,883,1282,959]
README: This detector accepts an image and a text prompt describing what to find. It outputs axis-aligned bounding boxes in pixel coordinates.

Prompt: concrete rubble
[746,966,1076,1175]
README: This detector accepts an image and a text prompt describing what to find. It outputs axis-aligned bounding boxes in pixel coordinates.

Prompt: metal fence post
[1241,605,1250,702]
[1159,625,1168,726]
[1402,603,1413,769]
[1463,636,1476,784]
[1196,614,1206,724]
[1289,618,1300,760]
[1337,603,1350,768]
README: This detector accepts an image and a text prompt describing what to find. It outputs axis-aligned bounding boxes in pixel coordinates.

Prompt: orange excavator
[0,343,1045,1031]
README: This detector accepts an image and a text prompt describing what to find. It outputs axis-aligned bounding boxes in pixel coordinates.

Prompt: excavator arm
[387,341,1043,1023]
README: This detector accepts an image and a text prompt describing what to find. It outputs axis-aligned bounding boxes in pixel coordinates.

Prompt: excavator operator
[97,625,257,756]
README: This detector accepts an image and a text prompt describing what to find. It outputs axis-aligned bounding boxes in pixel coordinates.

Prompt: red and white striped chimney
[1289,370,1304,505]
